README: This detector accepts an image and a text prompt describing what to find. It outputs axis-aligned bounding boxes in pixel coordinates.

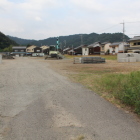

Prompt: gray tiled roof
[74,45,82,50]
[128,36,140,41]
[101,42,110,45]
[88,42,100,48]
[110,42,122,46]
[63,48,70,51]
[12,46,27,49]
[74,45,87,50]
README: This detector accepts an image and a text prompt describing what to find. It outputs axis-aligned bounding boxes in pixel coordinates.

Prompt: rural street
[0,57,140,140]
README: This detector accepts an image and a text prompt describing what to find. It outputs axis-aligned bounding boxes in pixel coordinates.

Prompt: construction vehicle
[45,38,64,59]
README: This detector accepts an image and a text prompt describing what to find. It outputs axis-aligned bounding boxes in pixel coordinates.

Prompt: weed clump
[99,71,140,114]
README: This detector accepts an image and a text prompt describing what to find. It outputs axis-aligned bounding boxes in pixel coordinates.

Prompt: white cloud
[35,16,42,21]
[70,0,104,12]
[0,0,140,39]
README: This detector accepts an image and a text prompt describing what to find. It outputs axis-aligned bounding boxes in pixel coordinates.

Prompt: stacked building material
[81,57,105,64]
[73,57,82,64]
[74,57,105,64]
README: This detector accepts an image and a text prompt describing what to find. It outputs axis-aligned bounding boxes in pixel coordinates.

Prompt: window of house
[138,42,140,45]
[85,48,87,51]
[134,43,137,45]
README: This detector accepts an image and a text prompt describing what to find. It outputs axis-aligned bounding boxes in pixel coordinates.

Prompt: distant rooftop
[129,36,140,41]
[88,42,100,48]
[110,42,122,46]
[12,46,27,49]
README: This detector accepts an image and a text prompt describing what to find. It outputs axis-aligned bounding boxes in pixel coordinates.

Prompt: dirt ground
[45,58,140,76]
[0,57,140,140]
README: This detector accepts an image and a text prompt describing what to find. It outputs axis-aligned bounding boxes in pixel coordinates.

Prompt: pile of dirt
[2,54,15,59]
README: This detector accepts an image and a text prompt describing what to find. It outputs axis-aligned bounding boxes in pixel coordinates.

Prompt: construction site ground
[0,56,140,140]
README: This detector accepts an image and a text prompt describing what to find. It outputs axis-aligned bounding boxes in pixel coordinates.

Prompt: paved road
[0,57,140,140]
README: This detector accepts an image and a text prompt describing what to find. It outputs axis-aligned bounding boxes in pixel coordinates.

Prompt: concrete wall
[117,53,140,62]
[0,54,2,64]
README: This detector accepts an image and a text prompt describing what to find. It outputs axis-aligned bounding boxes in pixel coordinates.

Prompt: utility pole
[56,37,59,51]
[64,40,66,48]
[80,35,83,45]
[120,21,125,53]
[72,45,73,56]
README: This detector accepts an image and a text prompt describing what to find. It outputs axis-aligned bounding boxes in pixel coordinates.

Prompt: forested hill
[0,32,18,50]
[7,35,36,46]
[7,32,129,47]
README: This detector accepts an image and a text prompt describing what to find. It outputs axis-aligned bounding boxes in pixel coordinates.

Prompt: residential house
[63,48,71,54]
[74,45,88,55]
[127,36,140,53]
[88,42,101,55]
[67,48,75,55]
[40,45,49,55]
[100,42,111,55]
[12,46,26,56]
[82,45,89,55]
[26,45,37,55]
[34,47,42,53]
[109,42,127,54]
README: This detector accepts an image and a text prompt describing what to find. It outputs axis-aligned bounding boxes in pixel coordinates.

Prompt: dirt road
[0,57,140,140]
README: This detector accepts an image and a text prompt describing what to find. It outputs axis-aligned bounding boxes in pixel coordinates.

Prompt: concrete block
[74,57,81,64]
[118,58,128,63]
[128,57,136,62]
[0,54,2,64]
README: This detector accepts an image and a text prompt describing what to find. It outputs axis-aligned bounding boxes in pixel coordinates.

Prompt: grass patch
[64,54,117,60]
[70,66,140,115]
[96,71,140,114]
[75,135,85,140]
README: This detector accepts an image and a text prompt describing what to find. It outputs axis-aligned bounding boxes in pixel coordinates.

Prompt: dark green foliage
[0,32,18,50]
[7,35,35,46]
[99,71,140,114]
[7,32,129,48]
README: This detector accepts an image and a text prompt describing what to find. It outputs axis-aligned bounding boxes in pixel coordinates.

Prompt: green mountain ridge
[0,32,18,50]
[7,32,130,48]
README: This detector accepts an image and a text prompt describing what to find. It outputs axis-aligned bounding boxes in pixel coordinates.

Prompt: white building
[109,42,127,54]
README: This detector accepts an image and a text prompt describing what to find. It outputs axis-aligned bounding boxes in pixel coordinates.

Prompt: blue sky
[0,0,140,40]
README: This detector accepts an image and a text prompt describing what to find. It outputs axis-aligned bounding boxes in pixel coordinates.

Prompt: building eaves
[12,46,27,49]
[128,36,140,41]
[88,42,100,48]
[110,42,122,46]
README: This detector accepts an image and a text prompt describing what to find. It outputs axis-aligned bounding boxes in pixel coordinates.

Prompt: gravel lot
[0,57,140,140]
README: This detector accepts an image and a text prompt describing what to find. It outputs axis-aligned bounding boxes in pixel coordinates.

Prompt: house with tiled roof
[100,42,111,55]
[88,42,101,55]
[127,36,140,53]
[109,42,128,54]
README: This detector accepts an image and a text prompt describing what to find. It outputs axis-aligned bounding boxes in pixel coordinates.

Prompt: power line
[97,24,120,33]
[125,21,140,23]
